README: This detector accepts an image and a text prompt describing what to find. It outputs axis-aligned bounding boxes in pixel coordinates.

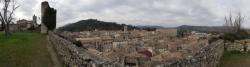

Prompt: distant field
[0,32,53,67]
[219,51,250,67]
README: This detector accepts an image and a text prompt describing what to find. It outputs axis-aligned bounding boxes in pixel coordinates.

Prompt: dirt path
[45,36,63,67]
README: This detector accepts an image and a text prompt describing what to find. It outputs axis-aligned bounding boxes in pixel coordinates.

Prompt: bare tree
[0,17,3,31]
[0,0,19,35]
[224,13,244,34]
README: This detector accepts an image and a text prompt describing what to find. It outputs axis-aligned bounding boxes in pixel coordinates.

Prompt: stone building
[156,28,177,37]
[16,15,38,31]
[16,19,32,31]
[41,1,57,33]
[8,15,39,32]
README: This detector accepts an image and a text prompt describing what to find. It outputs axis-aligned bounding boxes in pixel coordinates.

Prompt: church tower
[33,15,37,25]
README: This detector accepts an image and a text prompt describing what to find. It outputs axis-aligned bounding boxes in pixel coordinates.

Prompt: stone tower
[124,25,127,33]
[41,1,48,33]
[123,26,128,40]
[41,1,57,33]
[33,15,38,27]
[33,15,37,24]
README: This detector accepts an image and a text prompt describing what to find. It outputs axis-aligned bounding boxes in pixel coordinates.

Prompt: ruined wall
[225,40,250,52]
[48,32,90,66]
[158,40,224,67]
[41,1,56,33]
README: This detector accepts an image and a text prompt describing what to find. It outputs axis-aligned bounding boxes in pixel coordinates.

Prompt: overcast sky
[15,0,250,28]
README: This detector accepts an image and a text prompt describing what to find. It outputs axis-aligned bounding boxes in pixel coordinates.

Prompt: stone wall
[48,32,86,66]
[158,40,224,67]
[48,32,123,67]
[48,31,224,67]
[225,40,250,52]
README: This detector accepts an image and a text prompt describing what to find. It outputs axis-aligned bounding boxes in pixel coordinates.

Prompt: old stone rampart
[48,32,122,67]
[159,40,224,67]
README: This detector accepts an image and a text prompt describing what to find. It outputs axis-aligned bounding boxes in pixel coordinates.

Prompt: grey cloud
[15,0,250,28]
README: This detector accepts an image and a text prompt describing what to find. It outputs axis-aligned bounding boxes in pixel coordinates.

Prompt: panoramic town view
[1,0,250,67]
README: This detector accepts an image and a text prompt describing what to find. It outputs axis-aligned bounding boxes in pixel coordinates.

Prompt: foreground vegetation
[219,51,250,67]
[221,30,250,42]
[0,32,53,67]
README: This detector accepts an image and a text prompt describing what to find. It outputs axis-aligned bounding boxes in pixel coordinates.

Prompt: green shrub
[221,30,250,42]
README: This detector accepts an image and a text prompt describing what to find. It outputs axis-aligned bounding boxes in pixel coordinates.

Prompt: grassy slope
[0,32,53,67]
[219,51,250,67]
[219,30,250,67]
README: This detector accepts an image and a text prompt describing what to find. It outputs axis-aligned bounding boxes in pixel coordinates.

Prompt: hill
[177,25,228,33]
[57,19,156,32]
[136,25,164,29]
[58,19,138,32]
